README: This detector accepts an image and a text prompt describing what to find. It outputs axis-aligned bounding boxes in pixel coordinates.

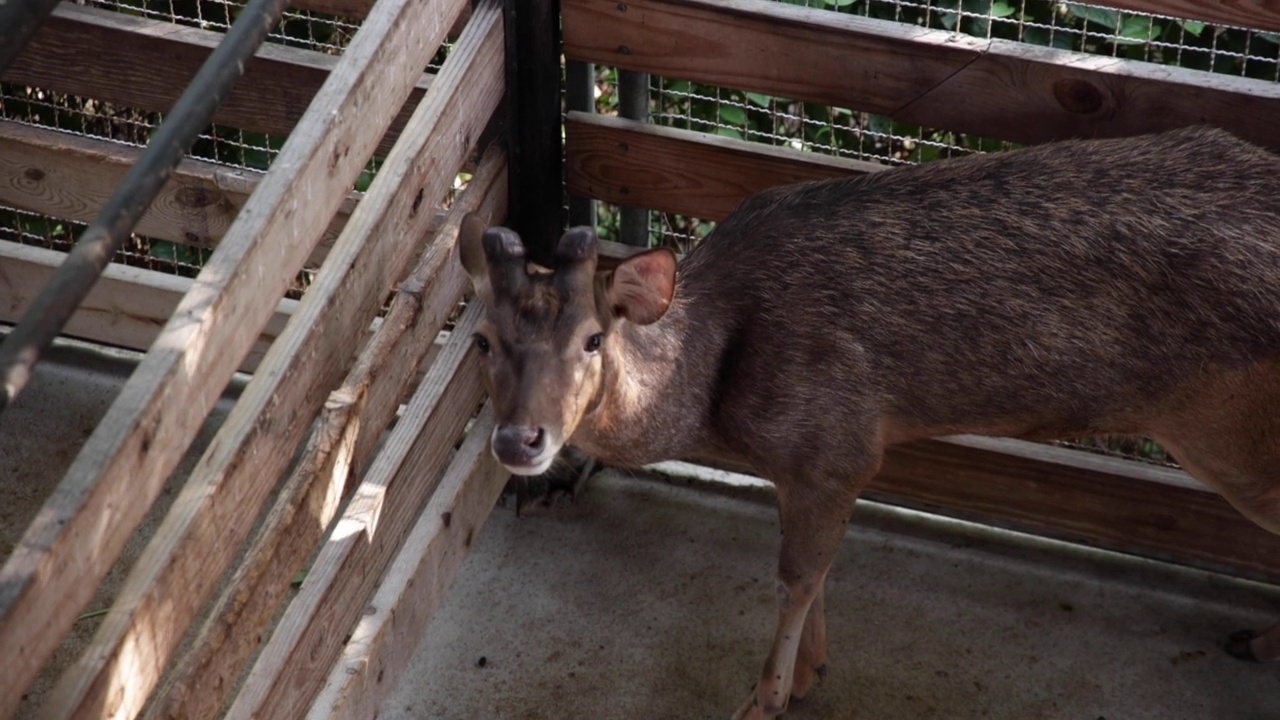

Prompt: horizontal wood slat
[686,435,1280,585]
[0,120,356,263]
[562,0,1280,150]
[565,111,883,220]
[0,242,294,374]
[1089,0,1280,33]
[4,4,433,156]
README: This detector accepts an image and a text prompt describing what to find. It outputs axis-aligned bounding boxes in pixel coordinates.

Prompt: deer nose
[491,423,548,468]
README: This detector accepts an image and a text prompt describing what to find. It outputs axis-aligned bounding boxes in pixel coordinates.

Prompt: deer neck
[570,293,725,467]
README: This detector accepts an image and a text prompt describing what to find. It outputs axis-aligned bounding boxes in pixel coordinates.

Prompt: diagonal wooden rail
[0,0,468,711]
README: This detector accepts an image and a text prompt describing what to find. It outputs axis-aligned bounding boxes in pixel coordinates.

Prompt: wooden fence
[1,0,1279,717]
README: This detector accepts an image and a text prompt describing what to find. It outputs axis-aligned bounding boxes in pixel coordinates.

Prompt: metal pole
[0,0,290,410]
[618,69,649,247]
[0,0,62,75]
[565,60,596,228]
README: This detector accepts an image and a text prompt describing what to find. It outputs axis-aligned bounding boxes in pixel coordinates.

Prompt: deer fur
[459,125,1280,719]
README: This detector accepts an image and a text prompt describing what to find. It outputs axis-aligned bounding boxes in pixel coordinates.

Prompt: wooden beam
[0,120,356,263]
[565,111,883,220]
[0,0,467,711]
[0,241,294,374]
[145,148,508,720]
[3,3,433,156]
[37,2,496,716]
[307,405,507,720]
[686,435,1280,585]
[562,0,1280,151]
[226,304,488,720]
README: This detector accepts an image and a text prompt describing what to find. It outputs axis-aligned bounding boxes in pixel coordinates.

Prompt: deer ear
[606,248,677,325]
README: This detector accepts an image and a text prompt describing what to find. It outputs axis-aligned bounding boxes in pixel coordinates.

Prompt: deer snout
[491,423,554,475]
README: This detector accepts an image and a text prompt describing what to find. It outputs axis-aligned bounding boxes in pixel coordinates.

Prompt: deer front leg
[733,478,864,719]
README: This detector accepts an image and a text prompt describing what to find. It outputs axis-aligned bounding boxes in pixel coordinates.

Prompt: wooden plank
[561,0,1280,150]
[0,0,466,712]
[0,120,356,263]
[0,241,294,374]
[1089,0,1280,34]
[226,304,488,720]
[686,435,1280,585]
[307,405,507,720]
[565,111,883,220]
[144,148,508,720]
[37,1,495,716]
[3,3,433,156]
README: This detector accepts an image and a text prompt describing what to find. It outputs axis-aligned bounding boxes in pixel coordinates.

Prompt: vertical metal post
[618,69,650,247]
[565,60,597,229]
[503,0,563,265]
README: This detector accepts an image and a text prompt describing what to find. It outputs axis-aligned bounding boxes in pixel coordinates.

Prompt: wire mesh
[0,0,421,289]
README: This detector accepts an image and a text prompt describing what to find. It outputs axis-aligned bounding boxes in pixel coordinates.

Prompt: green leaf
[935,0,960,29]
[990,0,1016,18]
[715,126,744,140]
[1116,15,1159,44]
[1257,31,1280,45]
[824,0,857,6]
[718,104,747,126]
[745,92,773,107]
[1065,3,1119,29]
[1179,19,1206,37]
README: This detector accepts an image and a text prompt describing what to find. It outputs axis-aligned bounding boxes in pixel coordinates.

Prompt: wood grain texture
[690,435,1280,585]
[562,0,1280,150]
[143,148,507,720]
[565,111,884,220]
[0,0,467,712]
[4,4,433,156]
[36,1,493,716]
[226,305,488,720]
[0,242,294,374]
[0,120,355,264]
[307,405,507,720]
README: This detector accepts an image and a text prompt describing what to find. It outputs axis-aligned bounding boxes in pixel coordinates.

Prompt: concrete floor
[3,341,1279,719]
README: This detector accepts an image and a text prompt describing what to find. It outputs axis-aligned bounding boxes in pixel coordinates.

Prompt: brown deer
[458,125,1280,719]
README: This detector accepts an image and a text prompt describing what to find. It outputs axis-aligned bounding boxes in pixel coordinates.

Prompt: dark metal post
[618,70,650,247]
[0,0,290,410]
[0,0,62,74]
[503,0,563,265]
[565,60,596,229]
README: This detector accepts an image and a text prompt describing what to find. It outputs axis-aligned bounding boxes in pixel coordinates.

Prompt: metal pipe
[618,69,649,247]
[0,0,290,410]
[565,60,597,228]
[0,0,62,75]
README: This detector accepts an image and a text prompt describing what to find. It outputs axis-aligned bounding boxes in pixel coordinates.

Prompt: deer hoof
[1224,629,1259,662]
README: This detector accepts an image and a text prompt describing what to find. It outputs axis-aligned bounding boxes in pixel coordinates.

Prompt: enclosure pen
[2,0,1280,716]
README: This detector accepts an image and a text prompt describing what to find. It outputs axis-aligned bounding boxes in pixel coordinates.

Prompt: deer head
[459,213,677,475]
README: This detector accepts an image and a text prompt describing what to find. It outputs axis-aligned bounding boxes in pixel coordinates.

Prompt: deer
[457,125,1280,719]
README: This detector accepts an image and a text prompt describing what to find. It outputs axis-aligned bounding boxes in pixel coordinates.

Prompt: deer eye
[472,333,491,354]
[584,333,604,353]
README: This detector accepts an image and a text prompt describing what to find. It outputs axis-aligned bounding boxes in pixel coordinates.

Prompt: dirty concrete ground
[3,342,1278,719]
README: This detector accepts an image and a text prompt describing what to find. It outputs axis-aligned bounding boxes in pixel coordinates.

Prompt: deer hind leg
[733,474,867,720]
[1153,384,1280,662]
